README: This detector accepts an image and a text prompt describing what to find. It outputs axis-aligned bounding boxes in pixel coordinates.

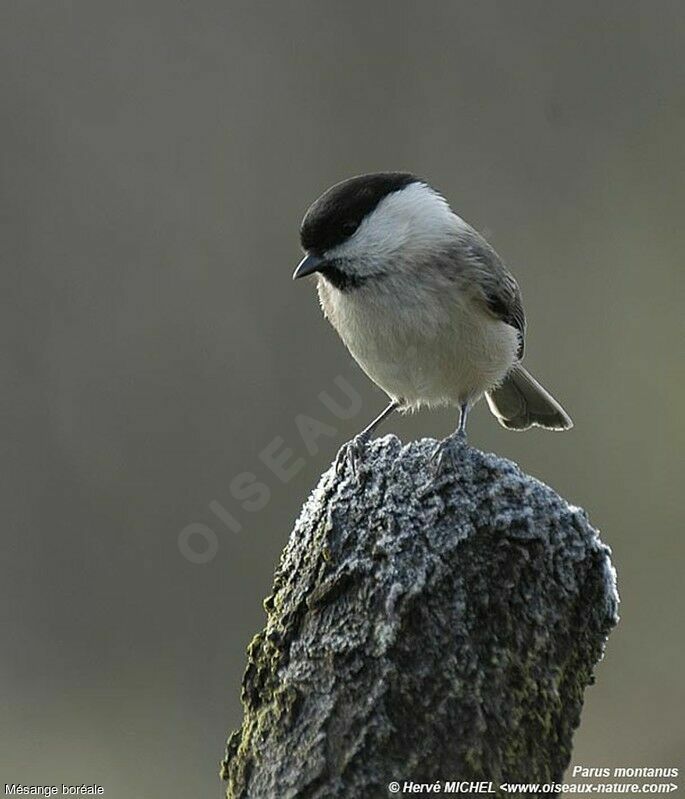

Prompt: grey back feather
[447,229,526,359]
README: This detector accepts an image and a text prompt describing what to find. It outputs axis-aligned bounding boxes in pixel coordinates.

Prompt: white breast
[318,275,519,410]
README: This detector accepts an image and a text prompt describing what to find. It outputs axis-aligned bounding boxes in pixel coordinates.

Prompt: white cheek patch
[327,182,461,274]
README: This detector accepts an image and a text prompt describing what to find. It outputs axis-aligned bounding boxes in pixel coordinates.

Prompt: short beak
[293,253,323,280]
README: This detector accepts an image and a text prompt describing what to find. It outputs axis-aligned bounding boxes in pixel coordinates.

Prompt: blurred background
[1,1,683,796]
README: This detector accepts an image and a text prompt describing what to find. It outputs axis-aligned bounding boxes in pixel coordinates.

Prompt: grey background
[1,2,682,797]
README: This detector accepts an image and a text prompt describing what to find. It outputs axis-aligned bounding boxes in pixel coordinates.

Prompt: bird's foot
[428,430,468,478]
[335,433,371,480]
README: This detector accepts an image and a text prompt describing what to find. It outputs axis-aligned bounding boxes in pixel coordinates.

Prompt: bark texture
[221,435,618,799]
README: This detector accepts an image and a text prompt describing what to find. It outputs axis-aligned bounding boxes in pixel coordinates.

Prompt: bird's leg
[335,400,399,476]
[455,401,470,439]
[430,401,470,475]
[358,400,400,441]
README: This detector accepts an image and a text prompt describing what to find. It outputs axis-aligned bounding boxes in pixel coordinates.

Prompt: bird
[293,172,572,465]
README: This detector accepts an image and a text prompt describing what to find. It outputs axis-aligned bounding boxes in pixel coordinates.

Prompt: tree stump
[221,435,618,798]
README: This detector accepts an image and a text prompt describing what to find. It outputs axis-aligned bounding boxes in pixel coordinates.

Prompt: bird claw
[428,431,468,478]
[335,433,370,480]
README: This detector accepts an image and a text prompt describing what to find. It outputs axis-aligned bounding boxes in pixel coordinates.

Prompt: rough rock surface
[221,435,618,799]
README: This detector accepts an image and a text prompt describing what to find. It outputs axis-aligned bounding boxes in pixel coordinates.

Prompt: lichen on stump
[221,435,618,799]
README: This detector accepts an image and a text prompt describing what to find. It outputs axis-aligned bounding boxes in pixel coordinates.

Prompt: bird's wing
[457,231,526,359]
[483,272,526,359]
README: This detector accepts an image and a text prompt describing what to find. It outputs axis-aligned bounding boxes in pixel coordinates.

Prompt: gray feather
[486,365,573,431]
[452,231,526,359]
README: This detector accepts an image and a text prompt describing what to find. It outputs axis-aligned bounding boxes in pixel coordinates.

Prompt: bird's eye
[341,219,359,237]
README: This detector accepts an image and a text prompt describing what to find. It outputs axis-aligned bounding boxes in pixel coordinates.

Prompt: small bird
[293,172,572,461]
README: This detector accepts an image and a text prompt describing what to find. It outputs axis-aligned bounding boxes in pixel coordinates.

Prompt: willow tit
[293,172,572,457]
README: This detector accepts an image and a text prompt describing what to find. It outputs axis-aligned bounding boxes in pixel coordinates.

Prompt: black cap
[300,172,420,254]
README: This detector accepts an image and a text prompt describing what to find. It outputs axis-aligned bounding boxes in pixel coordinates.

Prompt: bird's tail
[486,365,573,431]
